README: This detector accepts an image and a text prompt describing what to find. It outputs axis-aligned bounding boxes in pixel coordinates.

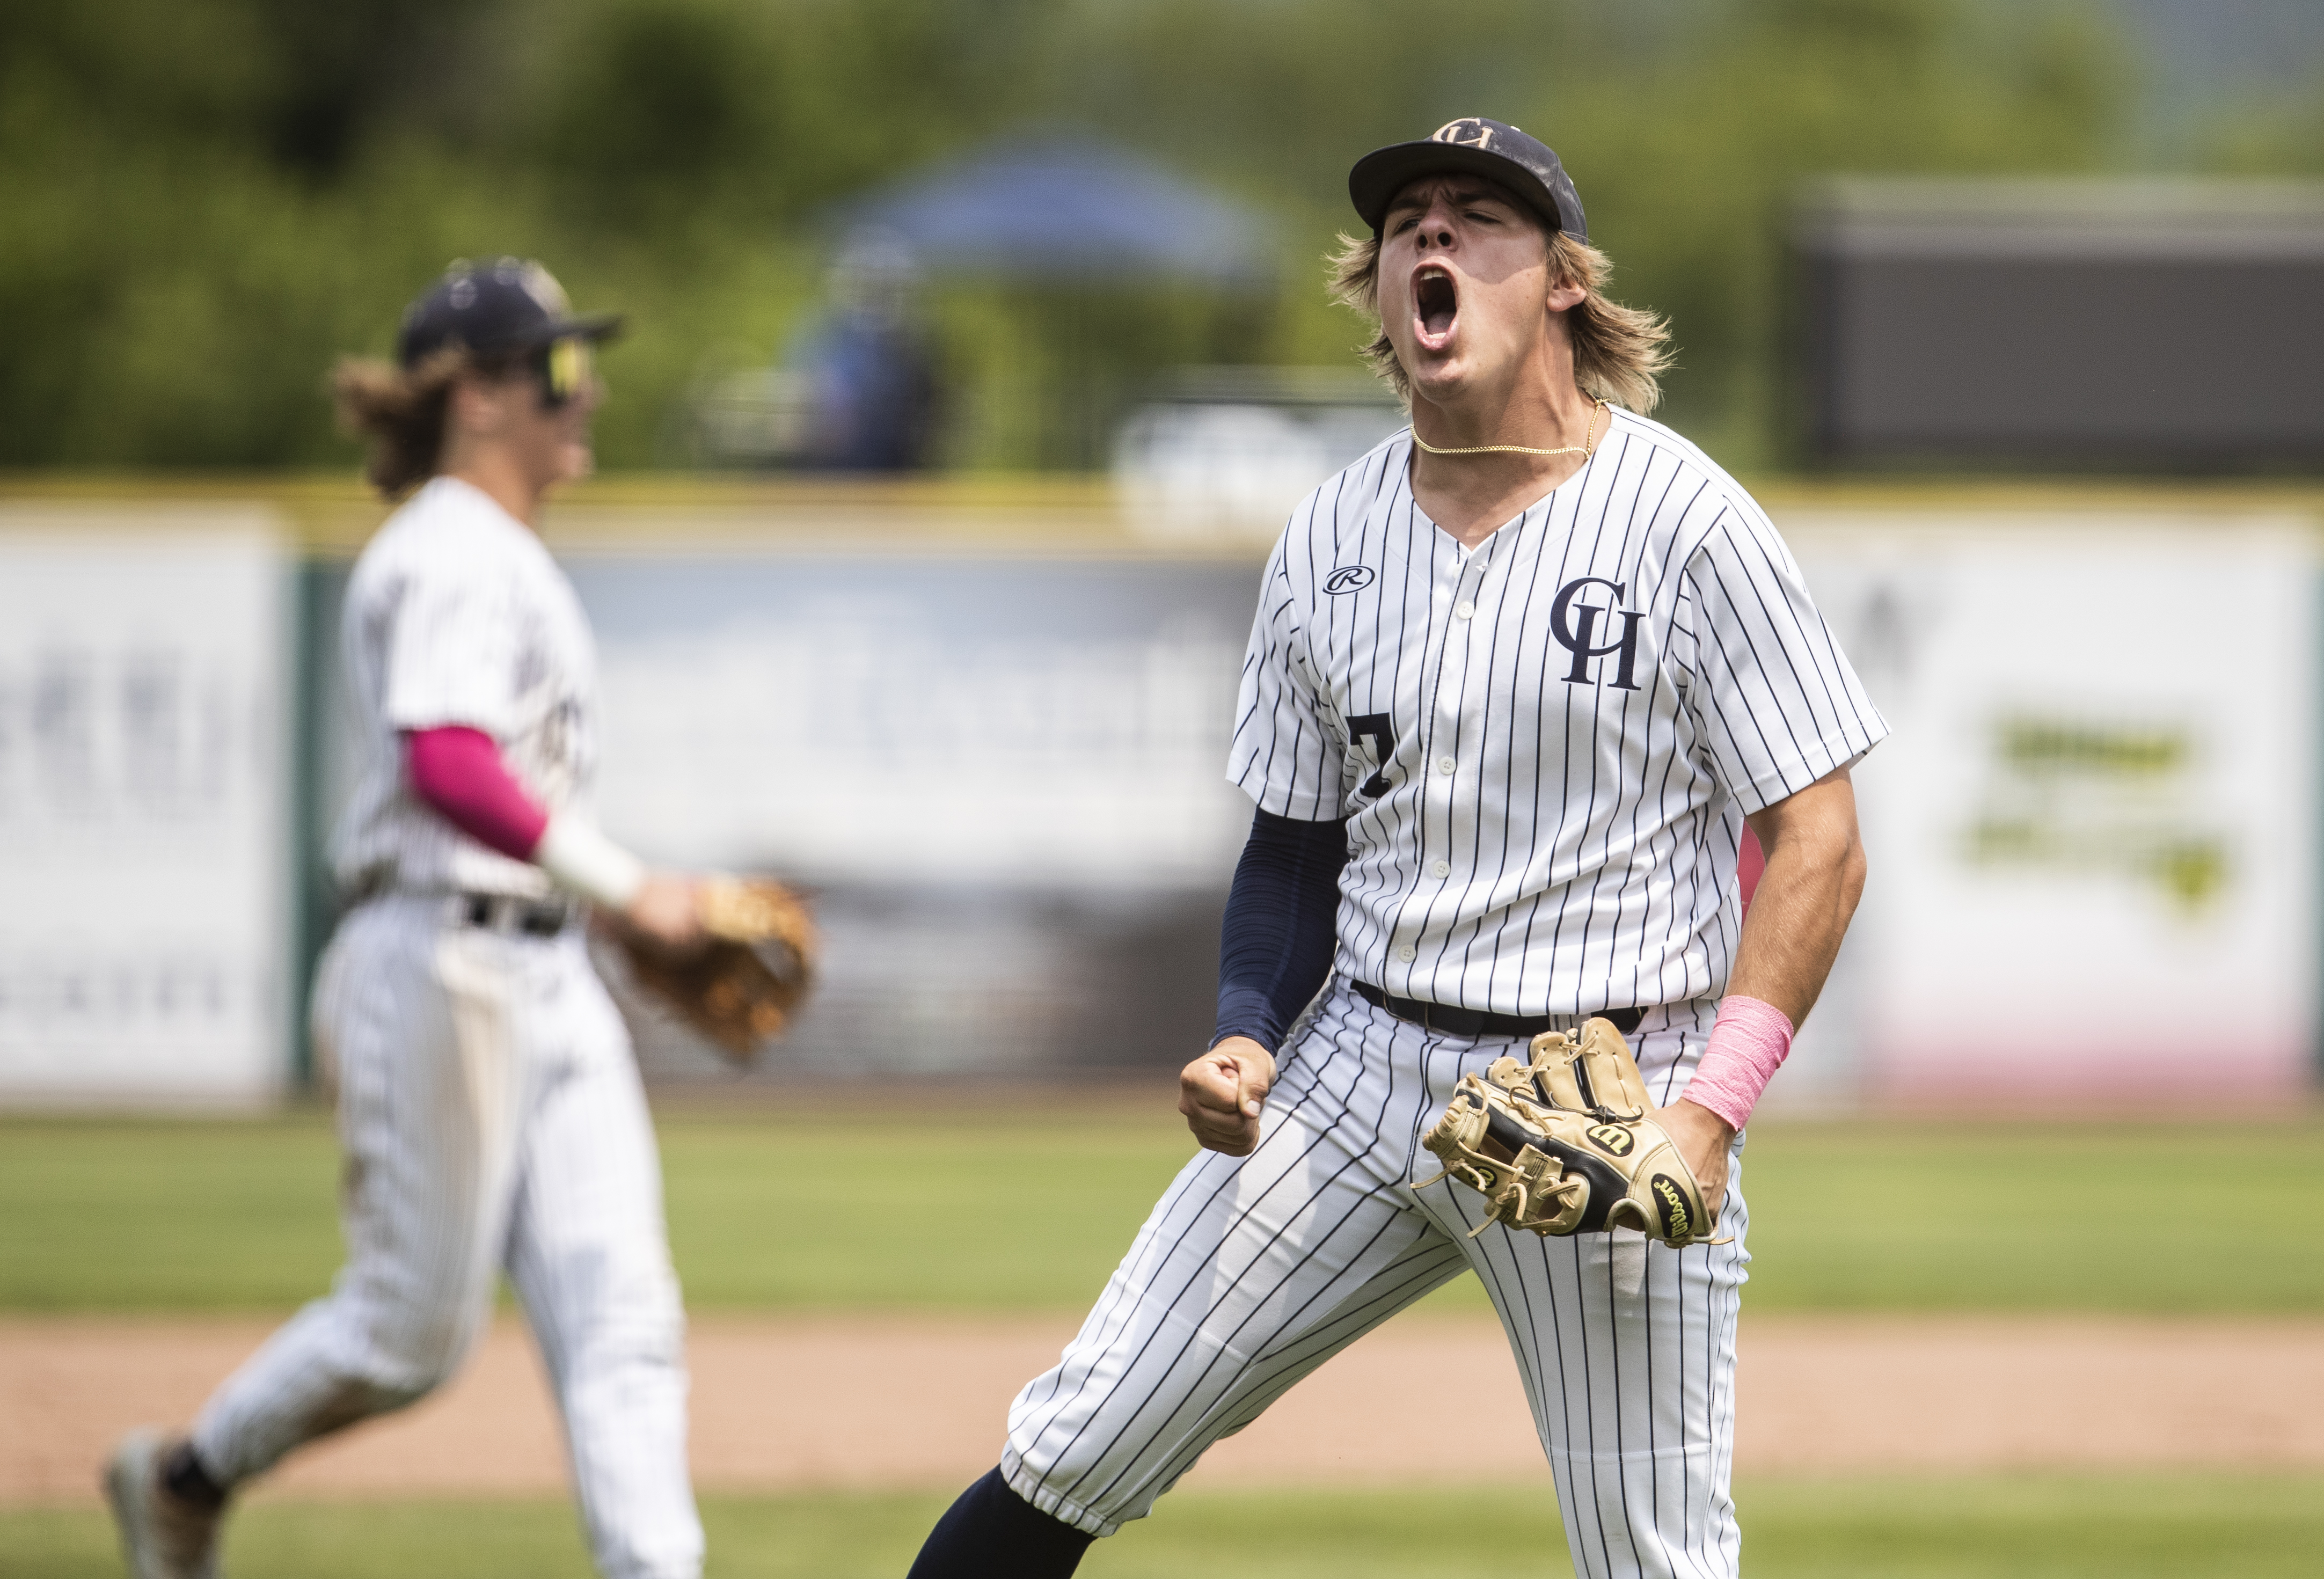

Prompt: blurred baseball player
[907,120,1884,1578]
[105,260,708,1579]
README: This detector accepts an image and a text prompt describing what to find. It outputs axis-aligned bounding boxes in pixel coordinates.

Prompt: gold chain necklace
[1412,398,1607,459]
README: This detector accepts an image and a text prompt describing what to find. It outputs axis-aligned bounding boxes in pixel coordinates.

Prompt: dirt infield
[5,1312,2319,1505]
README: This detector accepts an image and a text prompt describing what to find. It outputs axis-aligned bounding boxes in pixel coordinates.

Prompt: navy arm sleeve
[1211,808,1348,1052]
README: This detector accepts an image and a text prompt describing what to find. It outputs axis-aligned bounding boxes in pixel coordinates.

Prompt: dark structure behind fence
[1789,178,2324,473]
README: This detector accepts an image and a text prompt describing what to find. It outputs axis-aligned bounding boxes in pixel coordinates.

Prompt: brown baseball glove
[620,876,818,1064]
[1416,1017,1718,1248]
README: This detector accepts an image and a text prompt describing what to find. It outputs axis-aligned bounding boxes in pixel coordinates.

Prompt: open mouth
[1414,266,1457,343]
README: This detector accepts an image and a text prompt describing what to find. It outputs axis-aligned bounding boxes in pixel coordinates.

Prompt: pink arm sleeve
[404,725,550,861]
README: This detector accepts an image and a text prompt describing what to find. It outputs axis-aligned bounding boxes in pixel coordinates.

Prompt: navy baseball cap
[395,258,622,369]
[1348,118,1587,242]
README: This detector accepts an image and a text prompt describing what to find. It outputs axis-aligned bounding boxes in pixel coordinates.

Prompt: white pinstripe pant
[1005,980,1749,1579]
[191,895,702,1579]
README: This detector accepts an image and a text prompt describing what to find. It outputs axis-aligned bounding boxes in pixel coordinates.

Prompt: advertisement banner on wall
[268,505,2315,1101]
[578,552,1261,1077]
[574,554,1258,887]
[298,549,1266,1079]
[1780,511,2319,1105]
[0,510,292,1103]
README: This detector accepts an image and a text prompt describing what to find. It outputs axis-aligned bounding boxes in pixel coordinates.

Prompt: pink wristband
[1679,994,1794,1132]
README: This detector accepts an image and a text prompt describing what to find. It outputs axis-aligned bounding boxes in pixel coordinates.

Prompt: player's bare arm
[1179,1036,1275,1156]
[1728,767,1869,1025]
[1665,766,1869,1198]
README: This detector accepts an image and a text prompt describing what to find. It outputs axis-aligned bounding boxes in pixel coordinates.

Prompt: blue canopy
[832,136,1275,287]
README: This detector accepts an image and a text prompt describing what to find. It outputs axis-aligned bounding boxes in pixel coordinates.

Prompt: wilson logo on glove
[1651,1175,1698,1242]
[1414,1017,1720,1249]
[1585,1122,1635,1157]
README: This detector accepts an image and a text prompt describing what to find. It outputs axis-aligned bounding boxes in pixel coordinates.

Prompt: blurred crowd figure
[781,236,944,471]
[689,236,945,471]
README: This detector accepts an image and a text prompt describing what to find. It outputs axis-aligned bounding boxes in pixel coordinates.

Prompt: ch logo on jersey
[1551,576,1645,691]
[1585,1122,1635,1158]
[1324,565,1376,595]
[1433,119,1495,149]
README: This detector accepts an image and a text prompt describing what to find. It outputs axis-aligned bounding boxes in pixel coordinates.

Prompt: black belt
[1352,980,1643,1039]
[457,893,576,938]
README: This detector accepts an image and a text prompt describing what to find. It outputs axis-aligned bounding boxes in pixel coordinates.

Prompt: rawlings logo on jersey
[1324,565,1376,595]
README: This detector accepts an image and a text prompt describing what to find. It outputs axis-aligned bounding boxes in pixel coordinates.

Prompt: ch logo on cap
[514,260,572,315]
[1432,119,1495,149]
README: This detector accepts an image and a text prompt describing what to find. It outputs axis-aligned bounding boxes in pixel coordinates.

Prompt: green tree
[0,0,2245,473]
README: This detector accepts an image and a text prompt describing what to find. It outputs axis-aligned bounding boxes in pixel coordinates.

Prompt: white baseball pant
[190,893,703,1579]
[1004,980,1750,1579]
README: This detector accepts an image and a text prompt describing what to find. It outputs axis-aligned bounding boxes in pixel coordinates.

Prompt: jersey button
[1454,601,1475,619]
[1396,945,1416,962]
[1430,859,1450,877]
[1436,756,1456,774]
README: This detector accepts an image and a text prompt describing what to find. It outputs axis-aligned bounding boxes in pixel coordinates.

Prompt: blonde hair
[1328,225,1673,414]
[331,345,523,500]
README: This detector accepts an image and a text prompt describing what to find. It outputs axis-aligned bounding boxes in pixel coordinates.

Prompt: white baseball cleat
[103,1429,222,1579]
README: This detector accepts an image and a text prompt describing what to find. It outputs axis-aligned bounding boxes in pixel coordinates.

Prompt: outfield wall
[0,508,293,1105]
[2,483,2315,1106]
[1778,513,2318,1108]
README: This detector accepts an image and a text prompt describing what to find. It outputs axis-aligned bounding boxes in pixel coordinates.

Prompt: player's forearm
[1212,809,1348,1051]
[1722,772,1866,1027]
[1680,771,1866,1132]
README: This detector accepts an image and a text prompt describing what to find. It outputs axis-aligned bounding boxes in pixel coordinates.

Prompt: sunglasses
[535,335,595,409]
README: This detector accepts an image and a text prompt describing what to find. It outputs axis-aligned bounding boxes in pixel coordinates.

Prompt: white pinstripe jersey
[332,477,600,900]
[1229,408,1888,1018]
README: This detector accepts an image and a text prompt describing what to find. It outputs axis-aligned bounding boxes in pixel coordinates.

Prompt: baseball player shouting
[105,260,708,1579]
[907,120,1884,1578]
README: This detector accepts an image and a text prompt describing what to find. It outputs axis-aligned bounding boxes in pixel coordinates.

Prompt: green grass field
[1,1108,2319,1314]
[4,1478,2319,1578]
[5,1107,2321,1574]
